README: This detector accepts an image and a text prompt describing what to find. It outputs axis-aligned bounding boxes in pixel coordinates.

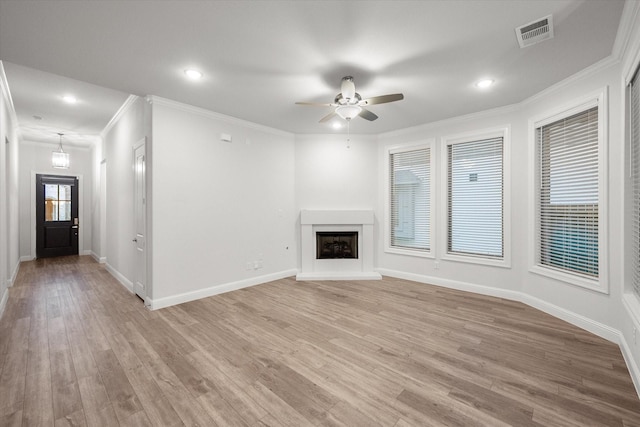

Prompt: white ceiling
[0,0,626,145]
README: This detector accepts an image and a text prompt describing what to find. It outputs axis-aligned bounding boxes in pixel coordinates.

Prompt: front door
[36,174,79,258]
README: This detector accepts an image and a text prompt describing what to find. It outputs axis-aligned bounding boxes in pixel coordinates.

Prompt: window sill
[529,264,608,294]
[441,252,510,268]
[385,247,433,259]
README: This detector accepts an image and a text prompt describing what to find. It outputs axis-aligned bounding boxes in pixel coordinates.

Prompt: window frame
[528,89,609,293]
[440,126,511,268]
[385,140,435,258]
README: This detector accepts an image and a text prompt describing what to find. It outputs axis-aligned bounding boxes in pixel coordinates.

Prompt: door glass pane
[59,185,72,201]
[45,184,59,200]
[48,200,59,221]
[59,201,71,221]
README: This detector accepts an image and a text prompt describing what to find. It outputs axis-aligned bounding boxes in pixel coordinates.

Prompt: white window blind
[390,147,430,251]
[631,70,640,297]
[537,106,599,277]
[447,137,503,258]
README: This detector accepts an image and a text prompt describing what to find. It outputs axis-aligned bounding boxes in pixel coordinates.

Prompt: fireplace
[297,210,381,281]
[316,232,358,259]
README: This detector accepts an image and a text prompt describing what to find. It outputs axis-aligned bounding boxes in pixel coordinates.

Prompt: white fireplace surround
[297,209,382,281]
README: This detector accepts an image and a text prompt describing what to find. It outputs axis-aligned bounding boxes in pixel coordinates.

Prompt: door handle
[132,238,138,242]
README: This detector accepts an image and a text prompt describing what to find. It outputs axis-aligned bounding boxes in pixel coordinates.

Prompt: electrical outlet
[434,261,440,270]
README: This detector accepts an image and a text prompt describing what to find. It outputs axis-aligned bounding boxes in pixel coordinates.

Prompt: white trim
[621,293,640,397]
[20,139,92,150]
[147,269,298,310]
[148,95,293,138]
[618,0,640,80]
[8,258,19,287]
[619,334,640,399]
[377,267,623,345]
[440,126,511,268]
[20,255,34,262]
[105,262,133,293]
[0,61,18,126]
[0,287,8,321]
[528,88,609,294]
[101,95,140,138]
[296,272,382,281]
[30,171,85,259]
[90,251,106,264]
[384,139,436,258]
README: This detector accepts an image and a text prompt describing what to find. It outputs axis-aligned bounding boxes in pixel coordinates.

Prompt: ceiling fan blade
[295,101,334,107]
[360,93,404,106]
[359,108,378,121]
[319,111,337,123]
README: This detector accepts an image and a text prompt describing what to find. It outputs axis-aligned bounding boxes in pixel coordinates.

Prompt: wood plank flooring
[0,255,639,426]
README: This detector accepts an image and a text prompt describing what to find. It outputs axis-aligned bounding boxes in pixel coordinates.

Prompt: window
[532,91,607,292]
[388,144,432,254]
[631,70,640,298]
[445,134,505,261]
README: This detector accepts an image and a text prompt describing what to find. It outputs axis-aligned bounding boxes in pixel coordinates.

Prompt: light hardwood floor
[0,256,639,426]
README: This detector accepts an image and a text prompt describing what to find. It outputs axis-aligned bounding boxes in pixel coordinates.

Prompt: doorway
[36,174,79,258]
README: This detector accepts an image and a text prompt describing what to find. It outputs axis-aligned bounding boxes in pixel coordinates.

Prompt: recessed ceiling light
[184,69,203,80]
[475,79,494,89]
[62,95,77,104]
[332,122,343,129]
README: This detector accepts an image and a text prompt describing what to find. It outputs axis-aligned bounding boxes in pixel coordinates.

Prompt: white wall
[0,60,20,319]
[101,96,148,288]
[149,98,297,306]
[18,142,93,259]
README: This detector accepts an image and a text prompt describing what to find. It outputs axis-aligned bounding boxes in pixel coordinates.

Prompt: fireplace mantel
[296,209,382,281]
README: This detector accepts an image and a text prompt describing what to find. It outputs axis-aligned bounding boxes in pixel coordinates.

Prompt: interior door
[36,174,79,258]
[133,140,146,299]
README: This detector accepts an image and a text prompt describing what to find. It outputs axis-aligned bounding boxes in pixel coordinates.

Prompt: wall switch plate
[220,133,232,143]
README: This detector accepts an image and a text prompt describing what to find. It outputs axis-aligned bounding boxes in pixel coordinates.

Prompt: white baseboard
[105,263,133,293]
[20,255,34,262]
[296,272,382,281]
[620,332,640,399]
[148,269,298,310]
[377,268,629,356]
[90,251,106,264]
[81,250,92,256]
[8,259,20,287]
[0,287,8,321]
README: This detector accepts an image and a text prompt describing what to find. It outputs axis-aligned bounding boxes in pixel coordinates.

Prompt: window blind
[447,137,503,258]
[390,147,430,251]
[631,70,640,297]
[537,106,599,277]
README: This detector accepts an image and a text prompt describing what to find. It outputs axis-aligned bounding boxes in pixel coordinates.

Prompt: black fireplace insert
[316,232,358,259]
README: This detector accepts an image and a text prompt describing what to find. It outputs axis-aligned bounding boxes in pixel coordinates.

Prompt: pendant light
[52,133,70,169]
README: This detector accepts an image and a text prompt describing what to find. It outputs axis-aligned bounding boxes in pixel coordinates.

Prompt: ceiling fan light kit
[336,104,362,120]
[295,75,404,125]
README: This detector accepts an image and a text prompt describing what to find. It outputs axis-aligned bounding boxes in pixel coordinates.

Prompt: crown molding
[380,102,520,139]
[380,55,619,140]
[620,0,640,83]
[0,60,20,136]
[21,139,91,151]
[100,94,140,138]
[147,95,294,138]
[613,0,640,62]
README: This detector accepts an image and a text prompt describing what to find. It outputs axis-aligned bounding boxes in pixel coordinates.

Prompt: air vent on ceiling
[515,15,553,48]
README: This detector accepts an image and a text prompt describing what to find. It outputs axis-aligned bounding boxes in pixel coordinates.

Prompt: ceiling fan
[296,76,404,123]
